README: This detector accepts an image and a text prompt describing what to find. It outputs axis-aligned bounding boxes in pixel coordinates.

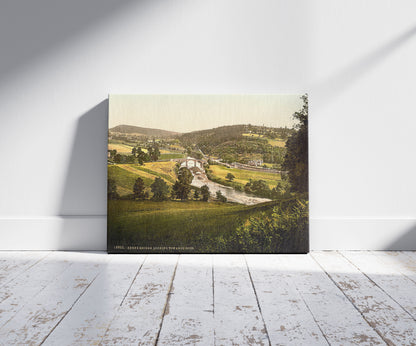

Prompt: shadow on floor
[385,223,416,251]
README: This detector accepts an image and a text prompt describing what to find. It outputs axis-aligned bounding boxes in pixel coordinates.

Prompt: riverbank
[191,171,271,205]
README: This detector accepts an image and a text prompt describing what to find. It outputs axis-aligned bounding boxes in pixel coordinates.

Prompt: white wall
[0,0,415,250]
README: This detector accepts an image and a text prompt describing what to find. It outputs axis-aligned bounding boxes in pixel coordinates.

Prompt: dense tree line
[179,125,246,150]
[231,199,308,253]
[282,94,308,193]
[131,142,161,164]
[210,138,286,166]
[107,167,215,202]
[243,178,291,199]
[243,124,294,140]
[108,142,162,165]
[178,124,290,166]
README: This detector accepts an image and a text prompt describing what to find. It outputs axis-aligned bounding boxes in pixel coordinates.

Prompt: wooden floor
[0,252,415,345]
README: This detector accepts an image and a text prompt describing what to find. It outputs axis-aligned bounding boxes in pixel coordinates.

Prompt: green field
[242,133,263,138]
[108,161,178,197]
[108,165,152,196]
[108,199,279,253]
[108,141,183,159]
[159,153,185,160]
[242,133,286,147]
[108,143,134,154]
[140,161,177,181]
[209,165,281,189]
[266,138,286,147]
[108,198,308,253]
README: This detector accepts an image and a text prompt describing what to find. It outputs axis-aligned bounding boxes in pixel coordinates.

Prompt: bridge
[175,157,206,170]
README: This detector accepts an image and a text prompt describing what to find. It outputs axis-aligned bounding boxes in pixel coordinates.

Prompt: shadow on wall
[57,100,108,250]
[0,0,138,82]
[310,23,416,251]
[312,24,416,109]
[59,100,108,216]
[385,224,416,251]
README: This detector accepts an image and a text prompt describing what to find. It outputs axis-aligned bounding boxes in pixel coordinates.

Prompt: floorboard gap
[311,252,390,345]
[119,255,148,307]
[39,270,101,345]
[244,255,272,346]
[339,251,416,322]
[154,255,180,346]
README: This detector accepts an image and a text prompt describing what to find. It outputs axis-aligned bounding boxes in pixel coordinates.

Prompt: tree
[109,149,117,159]
[178,167,193,185]
[244,179,271,198]
[107,178,119,199]
[216,190,227,202]
[193,189,200,200]
[172,167,193,200]
[138,149,149,165]
[282,94,308,193]
[150,177,169,201]
[147,143,161,162]
[170,185,177,200]
[171,181,181,200]
[226,172,235,182]
[133,177,146,200]
[132,146,149,165]
[201,185,210,202]
[125,155,136,163]
[113,153,123,163]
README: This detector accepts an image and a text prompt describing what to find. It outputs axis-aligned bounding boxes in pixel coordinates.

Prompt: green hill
[110,125,180,137]
[178,124,291,165]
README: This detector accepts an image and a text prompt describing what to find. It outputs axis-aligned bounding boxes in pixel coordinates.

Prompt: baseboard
[0,216,415,251]
[310,218,416,250]
[0,216,106,251]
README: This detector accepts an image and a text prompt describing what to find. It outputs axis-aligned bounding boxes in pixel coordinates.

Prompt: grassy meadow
[266,138,286,147]
[208,164,281,189]
[108,199,307,253]
[159,153,186,160]
[108,143,134,153]
[108,161,177,196]
[242,133,286,147]
[108,139,184,158]
[107,161,307,254]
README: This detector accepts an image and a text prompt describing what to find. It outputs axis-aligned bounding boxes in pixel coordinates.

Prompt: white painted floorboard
[157,255,214,345]
[0,252,108,345]
[0,252,72,329]
[0,251,415,345]
[213,255,269,345]
[101,255,179,345]
[43,254,146,345]
[0,252,49,288]
[312,251,416,345]
[245,255,327,345]
[279,254,384,345]
[341,251,416,320]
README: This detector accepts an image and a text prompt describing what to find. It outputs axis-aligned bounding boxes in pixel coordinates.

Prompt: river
[191,173,271,206]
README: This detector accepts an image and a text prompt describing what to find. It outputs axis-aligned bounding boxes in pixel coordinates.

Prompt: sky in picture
[109,94,304,133]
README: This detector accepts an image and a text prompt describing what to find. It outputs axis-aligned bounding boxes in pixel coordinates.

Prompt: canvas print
[108,95,308,253]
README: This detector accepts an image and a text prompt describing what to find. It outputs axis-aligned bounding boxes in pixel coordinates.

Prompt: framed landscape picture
[107,95,308,253]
